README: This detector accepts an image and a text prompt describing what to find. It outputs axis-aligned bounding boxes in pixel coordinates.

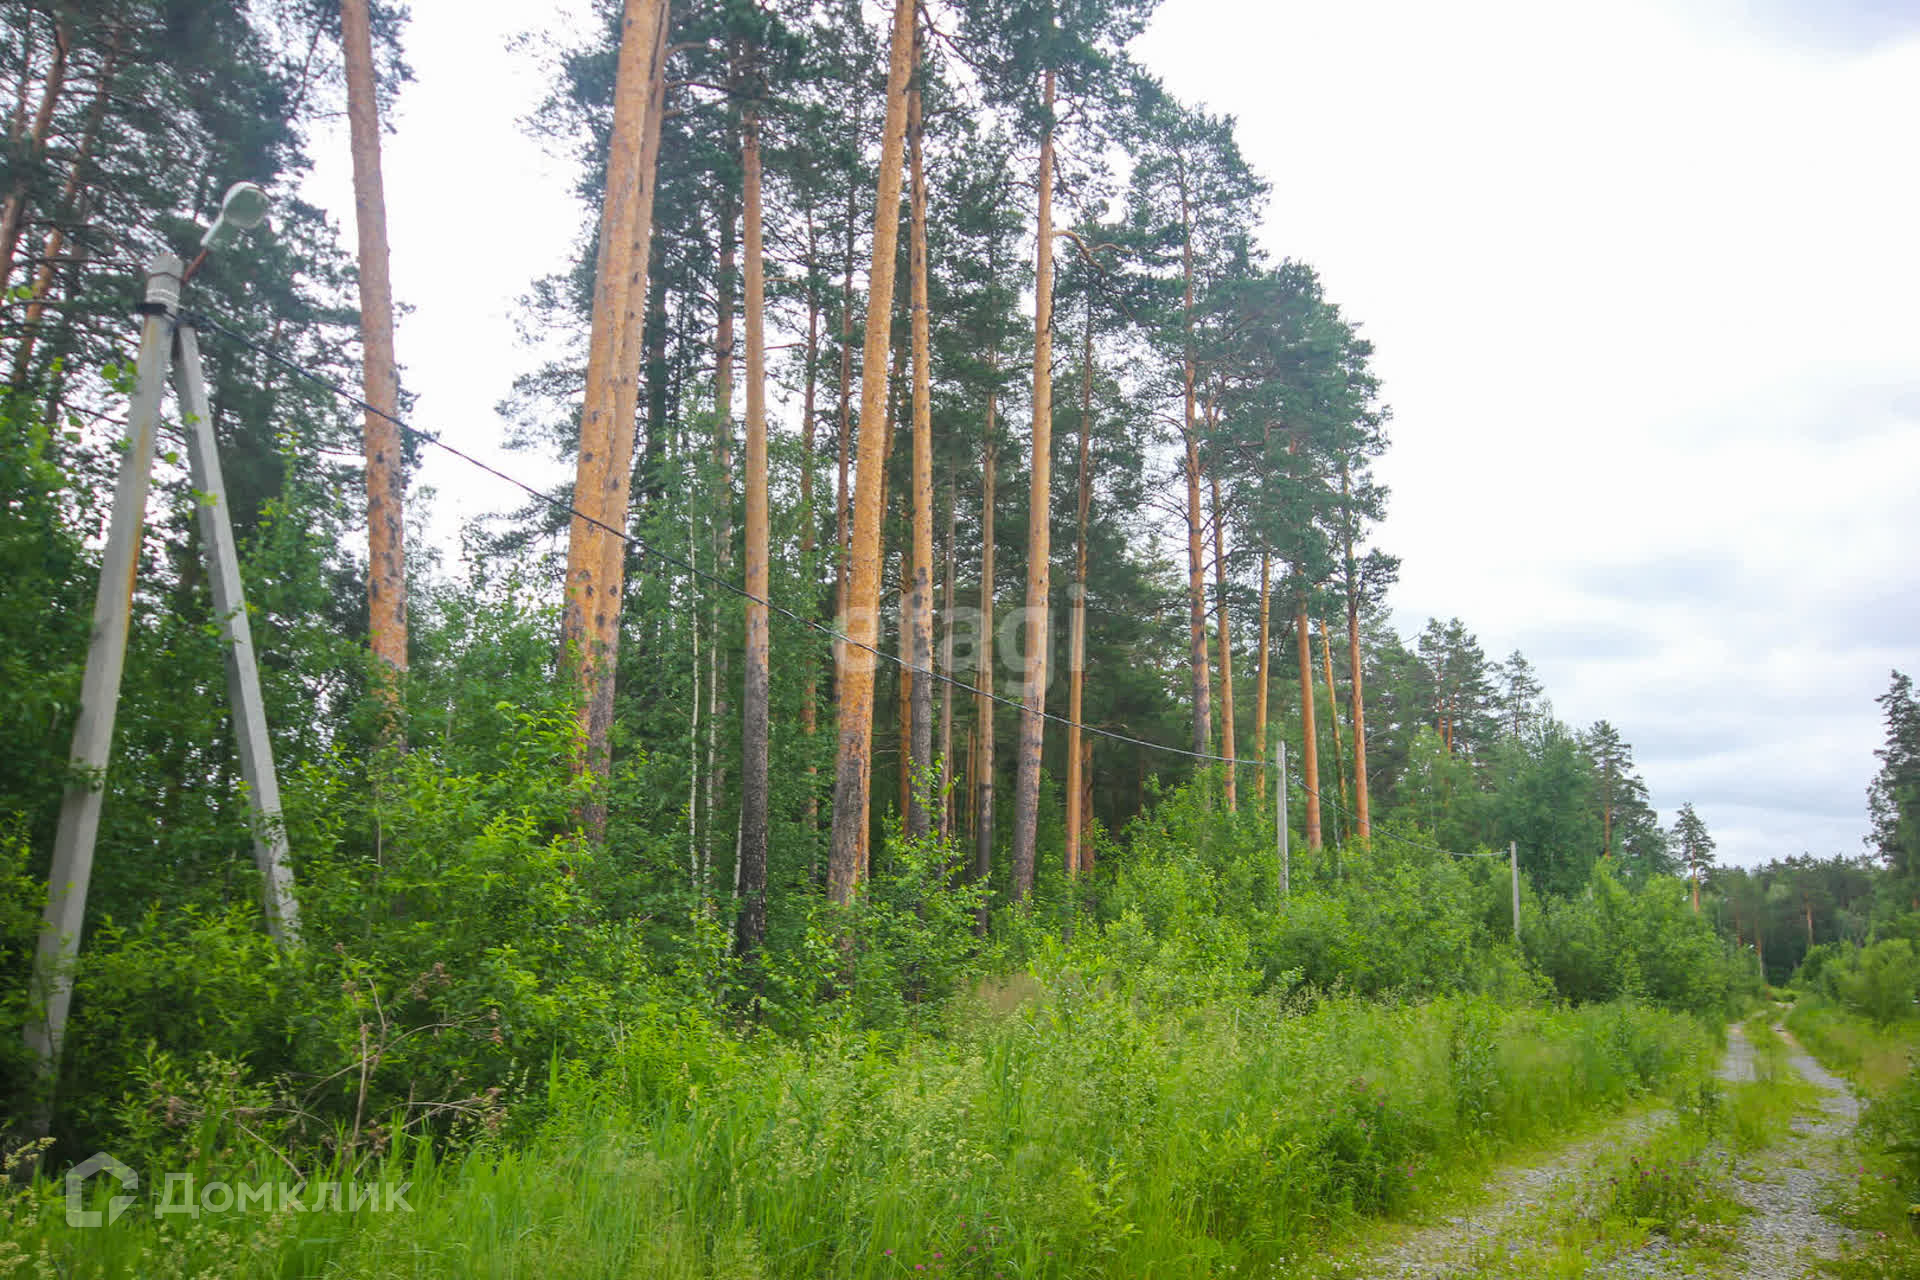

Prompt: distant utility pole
[26,199,297,1129]
[1510,840,1521,943]
[1278,740,1290,899]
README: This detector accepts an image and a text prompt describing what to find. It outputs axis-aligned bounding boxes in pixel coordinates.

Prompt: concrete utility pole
[27,221,297,1127]
[1278,740,1290,899]
[1510,840,1521,943]
[174,322,300,940]
[26,254,181,1094]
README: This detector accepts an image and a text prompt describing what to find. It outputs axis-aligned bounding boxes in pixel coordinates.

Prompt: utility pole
[26,254,181,1104]
[175,322,300,941]
[26,200,296,1128]
[1278,740,1289,899]
[1510,840,1520,943]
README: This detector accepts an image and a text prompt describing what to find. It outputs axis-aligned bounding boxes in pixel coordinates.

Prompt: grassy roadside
[1787,999,1919,1096]
[6,991,1713,1279]
[1782,998,1920,1279]
[1316,1015,1813,1280]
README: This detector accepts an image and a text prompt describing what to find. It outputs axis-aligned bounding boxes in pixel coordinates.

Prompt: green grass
[3,990,1713,1279]
[1410,1066,1811,1280]
[1775,997,1920,1279]
[1786,999,1920,1097]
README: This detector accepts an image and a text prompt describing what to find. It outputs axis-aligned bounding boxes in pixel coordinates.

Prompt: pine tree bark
[706,184,737,888]
[1010,68,1058,902]
[1342,461,1371,841]
[1321,616,1349,833]
[735,99,770,960]
[10,31,117,388]
[883,331,908,833]
[938,474,957,844]
[974,418,998,923]
[1209,412,1236,810]
[827,0,916,907]
[1254,550,1271,801]
[562,0,668,819]
[1065,302,1093,875]
[0,16,67,292]
[1295,596,1322,851]
[905,38,935,841]
[4,19,35,148]
[835,180,857,634]
[343,0,408,723]
[800,209,822,830]
[1179,179,1212,766]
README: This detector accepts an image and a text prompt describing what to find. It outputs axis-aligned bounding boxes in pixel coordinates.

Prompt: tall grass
[1783,997,1919,1096]
[9,984,1711,1279]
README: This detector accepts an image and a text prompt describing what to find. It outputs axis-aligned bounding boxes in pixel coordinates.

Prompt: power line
[189,310,1259,770]
[188,310,1524,869]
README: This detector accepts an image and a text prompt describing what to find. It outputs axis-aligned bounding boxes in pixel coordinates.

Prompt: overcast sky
[297,0,1919,868]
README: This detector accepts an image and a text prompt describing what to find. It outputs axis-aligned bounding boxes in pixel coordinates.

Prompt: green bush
[1523,863,1747,1014]
[1846,940,1920,1029]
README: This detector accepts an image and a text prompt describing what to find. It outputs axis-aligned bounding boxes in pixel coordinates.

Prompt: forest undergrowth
[14,986,1714,1279]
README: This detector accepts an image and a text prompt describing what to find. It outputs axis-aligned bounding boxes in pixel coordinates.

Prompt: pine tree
[1495,651,1543,742]
[826,0,915,908]
[561,0,670,829]
[1122,86,1265,775]
[903,10,935,841]
[1869,670,1920,882]
[1673,802,1717,914]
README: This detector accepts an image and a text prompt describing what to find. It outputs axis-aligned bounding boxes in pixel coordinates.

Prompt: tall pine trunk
[562,0,669,818]
[1254,551,1271,799]
[884,333,908,831]
[735,98,770,959]
[938,475,957,844]
[1065,302,1093,875]
[834,182,857,633]
[0,16,67,291]
[800,210,822,830]
[1179,180,1211,766]
[973,418,998,924]
[1321,616,1349,836]
[905,36,935,840]
[1209,417,1236,810]
[10,31,116,388]
[827,0,916,906]
[343,0,407,722]
[1341,461,1371,841]
[1295,596,1322,851]
[1010,68,1057,902]
[706,177,739,893]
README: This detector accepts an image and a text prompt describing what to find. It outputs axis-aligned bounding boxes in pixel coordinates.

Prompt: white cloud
[1134,0,1920,864]
[294,0,1917,868]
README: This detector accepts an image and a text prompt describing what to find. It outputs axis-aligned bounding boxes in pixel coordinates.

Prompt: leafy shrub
[1844,940,1920,1029]
[1316,1076,1426,1214]
[1524,863,1746,1014]
[1864,1059,1920,1197]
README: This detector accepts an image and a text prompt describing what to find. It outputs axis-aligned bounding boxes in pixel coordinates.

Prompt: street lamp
[184,181,270,280]
[202,181,270,248]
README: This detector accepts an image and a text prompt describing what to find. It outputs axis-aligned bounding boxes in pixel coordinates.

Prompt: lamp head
[200,182,271,250]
